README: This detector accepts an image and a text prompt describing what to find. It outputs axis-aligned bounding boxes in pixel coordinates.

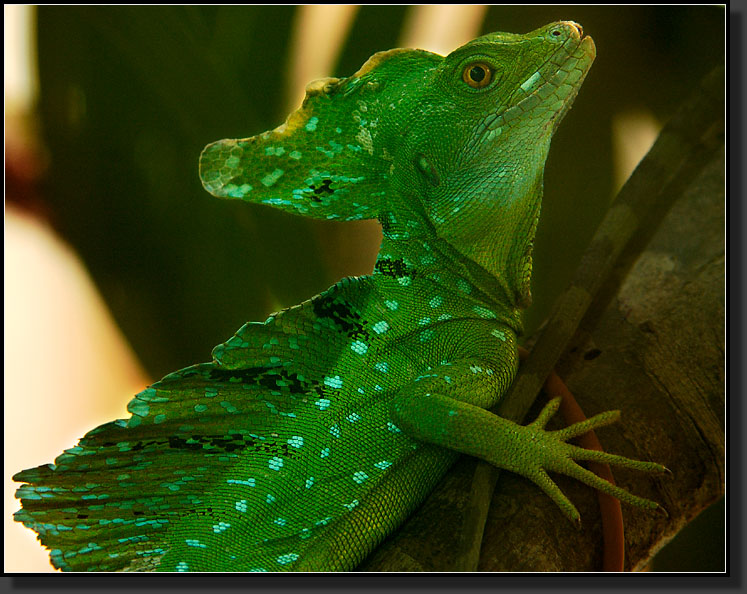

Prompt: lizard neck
[373,230,525,336]
[452,180,543,310]
[375,162,543,324]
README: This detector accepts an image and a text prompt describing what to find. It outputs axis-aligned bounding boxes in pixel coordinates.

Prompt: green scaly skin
[14,22,666,572]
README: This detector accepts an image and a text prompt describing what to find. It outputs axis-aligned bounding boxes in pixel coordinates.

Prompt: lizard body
[14,22,665,572]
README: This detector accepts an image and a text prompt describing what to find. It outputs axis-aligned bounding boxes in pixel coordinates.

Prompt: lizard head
[397,21,596,307]
[199,21,594,306]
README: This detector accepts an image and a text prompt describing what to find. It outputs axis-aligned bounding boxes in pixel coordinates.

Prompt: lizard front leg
[389,358,668,525]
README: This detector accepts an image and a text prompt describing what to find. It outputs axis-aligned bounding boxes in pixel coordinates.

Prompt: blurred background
[5,5,725,572]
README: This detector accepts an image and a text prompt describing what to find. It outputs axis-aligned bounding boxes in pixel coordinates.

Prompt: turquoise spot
[384,300,398,310]
[277,553,299,565]
[305,116,319,132]
[457,279,472,293]
[315,398,331,411]
[266,493,276,504]
[225,184,251,197]
[220,401,238,414]
[387,421,401,433]
[289,150,302,160]
[305,477,315,489]
[269,457,284,471]
[473,305,497,319]
[320,447,330,458]
[176,561,189,572]
[185,539,207,549]
[194,404,208,413]
[429,296,443,308]
[374,460,392,470]
[127,400,149,417]
[372,320,389,334]
[261,168,284,187]
[274,517,287,527]
[520,71,542,92]
[324,375,343,389]
[491,328,507,341]
[227,478,255,487]
[420,329,434,342]
[343,499,359,510]
[212,521,231,534]
[136,387,168,403]
[350,340,368,355]
[329,139,343,152]
[288,436,304,448]
[153,414,166,424]
[374,362,389,373]
[329,425,341,438]
[347,413,361,422]
[352,471,369,484]
[235,500,248,512]
[263,198,292,206]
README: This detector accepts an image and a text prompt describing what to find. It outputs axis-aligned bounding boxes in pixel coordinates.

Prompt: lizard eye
[462,62,493,89]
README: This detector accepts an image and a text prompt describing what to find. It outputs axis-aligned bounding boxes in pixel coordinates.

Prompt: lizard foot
[505,397,669,526]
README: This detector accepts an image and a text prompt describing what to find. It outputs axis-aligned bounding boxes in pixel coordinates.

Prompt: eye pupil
[469,66,486,82]
[462,62,493,89]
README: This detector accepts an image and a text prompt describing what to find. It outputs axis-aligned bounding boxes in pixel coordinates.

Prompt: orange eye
[462,62,493,89]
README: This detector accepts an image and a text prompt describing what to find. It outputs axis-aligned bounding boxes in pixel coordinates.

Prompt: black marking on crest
[208,366,311,396]
[378,211,395,235]
[312,295,370,341]
[101,432,299,458]
[208,365,336,404]
[374,257,416,280]
[309,179,335,202]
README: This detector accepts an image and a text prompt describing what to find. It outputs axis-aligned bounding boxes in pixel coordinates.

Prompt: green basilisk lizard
[14,21,666,571]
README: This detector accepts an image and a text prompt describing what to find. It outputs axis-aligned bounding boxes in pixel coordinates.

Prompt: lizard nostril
[567,21,583,38]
